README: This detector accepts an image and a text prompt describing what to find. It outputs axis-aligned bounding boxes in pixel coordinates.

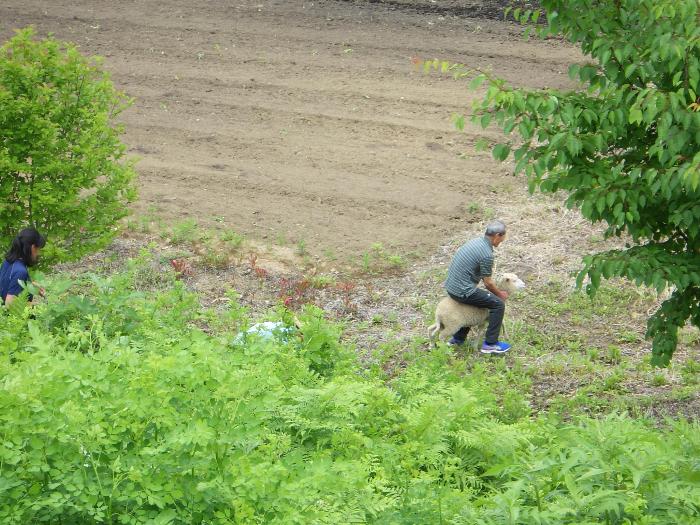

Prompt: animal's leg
[428,322,439,339]
[474,324,486,351]
[429,316,449,348]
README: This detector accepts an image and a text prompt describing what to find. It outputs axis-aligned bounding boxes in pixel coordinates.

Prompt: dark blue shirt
[0,259,30,303]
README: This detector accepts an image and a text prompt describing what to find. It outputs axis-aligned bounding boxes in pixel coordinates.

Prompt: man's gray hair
[485,220,506,236]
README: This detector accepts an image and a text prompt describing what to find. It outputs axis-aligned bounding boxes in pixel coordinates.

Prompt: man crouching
[444,220,511,353]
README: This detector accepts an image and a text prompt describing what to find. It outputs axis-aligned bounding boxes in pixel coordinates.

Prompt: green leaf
[469,74,486,89]
[153,509,178,525]
[568,64,580,80]
[475,138,489,151]
[492,143,511,162]
[628,107,643,124]
[596,195,605,214]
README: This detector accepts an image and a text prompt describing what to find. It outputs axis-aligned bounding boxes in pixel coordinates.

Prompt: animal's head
[499,273,526,293]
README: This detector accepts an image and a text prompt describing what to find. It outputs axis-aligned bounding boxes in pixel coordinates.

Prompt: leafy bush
[1,262,699,523]
[0,27,136,262]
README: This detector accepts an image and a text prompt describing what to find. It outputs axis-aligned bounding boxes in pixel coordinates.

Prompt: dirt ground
[1,0,579,260]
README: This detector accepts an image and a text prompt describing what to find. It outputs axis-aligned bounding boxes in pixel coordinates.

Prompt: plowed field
[1,0,579,258]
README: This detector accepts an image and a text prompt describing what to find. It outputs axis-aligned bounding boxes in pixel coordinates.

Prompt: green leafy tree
[439,0,700,365]
[0,27,136,262]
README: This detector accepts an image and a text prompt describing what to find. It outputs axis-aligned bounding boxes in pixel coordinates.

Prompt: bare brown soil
[1,0,578,260]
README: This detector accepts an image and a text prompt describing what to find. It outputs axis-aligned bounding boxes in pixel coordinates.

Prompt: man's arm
[483,276,509,300]
[4,294,16,305]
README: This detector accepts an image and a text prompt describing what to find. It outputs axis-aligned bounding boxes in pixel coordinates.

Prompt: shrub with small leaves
[0,28,137,262]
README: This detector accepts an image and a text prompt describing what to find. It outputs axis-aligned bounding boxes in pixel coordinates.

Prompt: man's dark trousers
[448,288,505,345]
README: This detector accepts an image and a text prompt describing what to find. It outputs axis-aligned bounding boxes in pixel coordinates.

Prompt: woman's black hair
[5,228,46,267]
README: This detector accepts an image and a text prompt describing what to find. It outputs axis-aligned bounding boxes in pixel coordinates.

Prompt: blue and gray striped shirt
[445,236,494,298]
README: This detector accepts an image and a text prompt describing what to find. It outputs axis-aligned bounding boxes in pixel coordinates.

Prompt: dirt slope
[1,0,579,258]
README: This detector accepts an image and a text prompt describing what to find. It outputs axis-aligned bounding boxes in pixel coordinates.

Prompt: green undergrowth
[504,281,699,417]
[1,255,700,524]
[374,279,699,421]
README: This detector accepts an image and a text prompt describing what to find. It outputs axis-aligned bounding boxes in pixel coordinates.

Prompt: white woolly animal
[428,273,526,347]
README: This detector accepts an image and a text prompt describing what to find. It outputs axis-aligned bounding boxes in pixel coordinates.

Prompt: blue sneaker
[448,337,465,347]
[481,341,511,354]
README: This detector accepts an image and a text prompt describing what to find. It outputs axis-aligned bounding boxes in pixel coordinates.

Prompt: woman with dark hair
[0,227,46,305]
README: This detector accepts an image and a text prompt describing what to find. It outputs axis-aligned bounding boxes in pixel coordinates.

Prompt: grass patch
[413,276,699,420]
[353,242,409,275]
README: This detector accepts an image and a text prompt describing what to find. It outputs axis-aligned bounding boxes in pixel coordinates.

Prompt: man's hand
[483,277,508,301]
